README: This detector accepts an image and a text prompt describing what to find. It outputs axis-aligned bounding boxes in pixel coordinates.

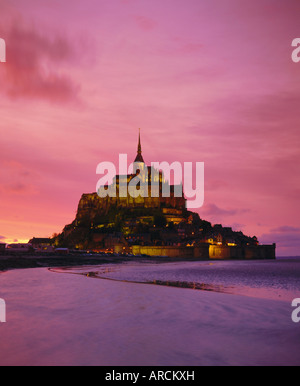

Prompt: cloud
[202,203,237,216]
[201,203,250,217]
[0,18,80,103]
[3,182,38,195]
[0,159,40,196]
[133,15,157,31]
[229,223,246,232]
[205,179,229,191]
[260,226,300,256]
[260,232,300,248]
[178,43,203,54]
[0,235,5,240]
[271,226,300,233]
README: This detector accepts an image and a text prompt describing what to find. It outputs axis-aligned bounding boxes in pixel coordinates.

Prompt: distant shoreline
[0,253,298,273]
[0,253,202,272]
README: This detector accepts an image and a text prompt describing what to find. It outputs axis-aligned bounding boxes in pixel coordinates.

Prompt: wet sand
[1,265,299,366]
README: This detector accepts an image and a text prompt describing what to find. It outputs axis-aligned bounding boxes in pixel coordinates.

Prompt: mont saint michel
[53,132,275,260]
[1,1,300,368]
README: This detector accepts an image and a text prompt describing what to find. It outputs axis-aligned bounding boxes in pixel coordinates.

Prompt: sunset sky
[0,0,299,256]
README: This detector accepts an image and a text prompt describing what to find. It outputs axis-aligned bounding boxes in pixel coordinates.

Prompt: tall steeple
[134,128,144,163]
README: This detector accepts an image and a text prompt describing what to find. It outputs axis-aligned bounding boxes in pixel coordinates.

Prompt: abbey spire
[134,128,144,163]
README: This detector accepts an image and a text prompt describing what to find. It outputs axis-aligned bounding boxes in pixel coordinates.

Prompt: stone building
[55,130,275,260]
[76,130,186,225]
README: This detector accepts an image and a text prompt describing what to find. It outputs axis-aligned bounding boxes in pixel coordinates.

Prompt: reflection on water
[1,264,300,366]
[50,267,233,294]
[50,257,300,301]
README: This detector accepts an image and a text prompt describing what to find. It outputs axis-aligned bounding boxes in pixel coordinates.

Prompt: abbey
[95,130,186,210]
[54,131,275,260]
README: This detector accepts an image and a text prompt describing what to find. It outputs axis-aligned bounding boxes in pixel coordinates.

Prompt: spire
[138,128,142,154]
[134,128,144,163]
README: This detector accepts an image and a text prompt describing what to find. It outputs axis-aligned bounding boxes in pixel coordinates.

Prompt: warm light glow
[0,1,298,256]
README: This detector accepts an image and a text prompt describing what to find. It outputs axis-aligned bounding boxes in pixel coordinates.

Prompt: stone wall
[132,243,275,260]
[132,244,210,259]
[209,244,276,260]
[244,244,276,260]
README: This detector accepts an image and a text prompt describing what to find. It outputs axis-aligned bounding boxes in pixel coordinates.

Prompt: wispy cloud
[201,203,250,217]
[260,226,300,256]
[133,15,157,31]
[261,233,300,247]
[0,19,80,103]
[271,226,300,233]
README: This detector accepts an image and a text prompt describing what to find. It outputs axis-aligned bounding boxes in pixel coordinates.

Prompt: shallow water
[53,257,300,302]
[0,258,299,366]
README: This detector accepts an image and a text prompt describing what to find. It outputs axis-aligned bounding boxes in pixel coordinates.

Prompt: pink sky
[0,0,299,256]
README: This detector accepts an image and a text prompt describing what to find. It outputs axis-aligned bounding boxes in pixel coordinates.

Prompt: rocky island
[53,132,275,260]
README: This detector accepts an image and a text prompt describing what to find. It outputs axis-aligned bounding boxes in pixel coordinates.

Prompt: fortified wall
[132,243,276,260]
